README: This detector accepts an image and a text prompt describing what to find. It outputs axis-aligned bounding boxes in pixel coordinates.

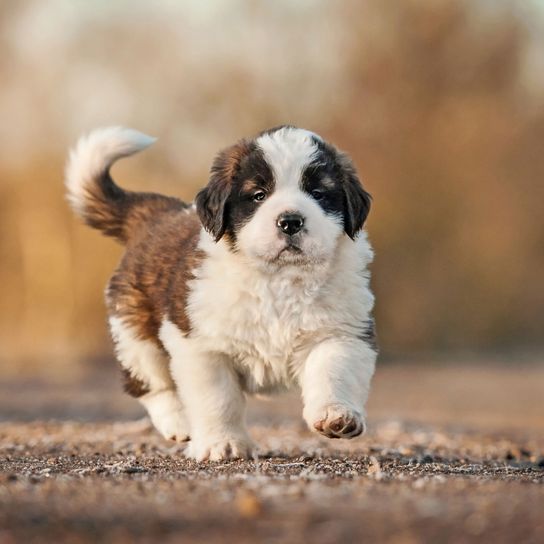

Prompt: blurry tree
[0,0,542,374]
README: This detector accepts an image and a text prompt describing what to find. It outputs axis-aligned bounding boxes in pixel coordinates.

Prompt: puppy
[65,125,377,461]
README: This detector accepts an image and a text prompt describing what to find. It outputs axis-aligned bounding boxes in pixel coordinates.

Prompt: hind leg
[109,316,189,442]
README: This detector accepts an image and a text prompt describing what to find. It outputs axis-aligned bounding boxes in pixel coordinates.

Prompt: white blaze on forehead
[256,127,320,190]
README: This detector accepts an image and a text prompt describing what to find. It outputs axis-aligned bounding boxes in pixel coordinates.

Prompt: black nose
[277,213,304,236]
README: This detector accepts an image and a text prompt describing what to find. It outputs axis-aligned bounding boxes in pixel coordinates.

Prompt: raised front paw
[312,404,365,439]
[184,435,256,462]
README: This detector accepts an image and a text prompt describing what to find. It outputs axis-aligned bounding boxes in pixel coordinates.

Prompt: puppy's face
[196,126,371,269]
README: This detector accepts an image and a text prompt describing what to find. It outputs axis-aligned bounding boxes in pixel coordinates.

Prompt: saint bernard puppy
[65,125,377,461]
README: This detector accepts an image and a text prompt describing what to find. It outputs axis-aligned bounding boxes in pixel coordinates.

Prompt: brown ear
[337,152,372,239]
[196,139,251,241]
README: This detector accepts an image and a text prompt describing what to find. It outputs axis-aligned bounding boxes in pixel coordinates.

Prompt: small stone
[412,477,426,489]
[123,466,147,474]
[298,454,313,462]
[367,456,383,479]
[236,491,263,518]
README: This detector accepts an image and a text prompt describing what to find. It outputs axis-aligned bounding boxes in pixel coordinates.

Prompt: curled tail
[65,127,180,244]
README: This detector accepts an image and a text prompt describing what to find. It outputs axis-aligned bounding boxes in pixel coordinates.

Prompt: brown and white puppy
[65,125,377,461]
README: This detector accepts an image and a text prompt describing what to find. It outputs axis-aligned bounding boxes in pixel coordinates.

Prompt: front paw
[311,404,365,439]
[141,390,190,443]
[185,435,256,462]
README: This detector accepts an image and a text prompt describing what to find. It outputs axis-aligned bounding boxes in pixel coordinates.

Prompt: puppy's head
[196,126,371,268]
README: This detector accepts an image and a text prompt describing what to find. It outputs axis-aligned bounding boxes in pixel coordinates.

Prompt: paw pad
[313,406,365,439]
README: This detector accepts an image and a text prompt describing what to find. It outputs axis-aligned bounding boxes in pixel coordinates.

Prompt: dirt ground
[1,363,543,543]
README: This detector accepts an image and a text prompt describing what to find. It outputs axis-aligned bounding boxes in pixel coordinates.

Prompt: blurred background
[1,0,544,381]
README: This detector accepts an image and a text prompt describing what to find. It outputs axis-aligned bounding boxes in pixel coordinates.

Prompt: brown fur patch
[240,178,261,192]
[121,367,150,398]
[196,139,274,247]
[106,205,205,344]
[195,139,255,241]
[81,171,186,244]
[214,139,255,184]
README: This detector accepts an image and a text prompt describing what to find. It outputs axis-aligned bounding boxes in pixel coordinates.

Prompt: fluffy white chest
[186,231,374,392]
[189,269,325,390]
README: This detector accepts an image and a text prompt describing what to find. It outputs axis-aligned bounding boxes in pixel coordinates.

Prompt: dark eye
[253,190,267,202]
[311,189,324,200]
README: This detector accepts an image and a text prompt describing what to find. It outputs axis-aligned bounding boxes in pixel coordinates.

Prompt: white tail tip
[65,126,156,213]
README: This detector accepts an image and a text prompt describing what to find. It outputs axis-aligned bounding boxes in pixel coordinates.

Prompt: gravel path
[1,364,543,543]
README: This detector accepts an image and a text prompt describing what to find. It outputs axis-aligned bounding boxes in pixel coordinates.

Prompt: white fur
[159,226,376,459]
[89,126,376,460]
[256,127,320,192]
[236,127,343,267]
[153,127,376,460]
[300,337,375,434]
[109,317,189,442]
[236,186,343,268]
[65,126,156,214]
[160,320,255,461]
[140,390,189,443]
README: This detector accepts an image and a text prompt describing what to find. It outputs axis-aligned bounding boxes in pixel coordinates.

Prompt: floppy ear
[196,139,251,241]
[195,182,230,242]
[337,151,372,239]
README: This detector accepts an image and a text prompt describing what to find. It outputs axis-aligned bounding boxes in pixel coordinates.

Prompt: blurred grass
[1,0,543,373]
